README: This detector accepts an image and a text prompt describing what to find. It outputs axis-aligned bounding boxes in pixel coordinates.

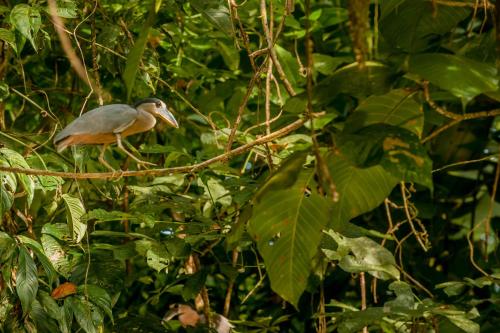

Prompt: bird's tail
[54,138,70,153]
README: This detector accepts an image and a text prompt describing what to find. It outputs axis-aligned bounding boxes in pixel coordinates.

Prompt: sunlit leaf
[43,0,78,18]
[323,230,400,280]
[62,194,87,243]
[313,54,352,75]
[343,89,424,137]
[10,4,41,50]
[409,53,498,103]
[0,28,17,52]
[41,234,74,278]
[384,281,415,310]
[432,308,480,333]
[146,243,171,272]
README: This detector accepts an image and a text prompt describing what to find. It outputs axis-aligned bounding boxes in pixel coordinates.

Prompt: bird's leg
[115,133,156,166]
[98,144,116,171]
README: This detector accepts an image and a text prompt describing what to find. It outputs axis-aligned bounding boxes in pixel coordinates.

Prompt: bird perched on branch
[54,98,178,170]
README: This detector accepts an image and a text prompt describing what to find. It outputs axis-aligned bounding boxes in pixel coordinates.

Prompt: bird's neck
[137,110,157,130]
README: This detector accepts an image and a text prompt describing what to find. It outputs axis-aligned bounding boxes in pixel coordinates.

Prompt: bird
[54,98,178,170]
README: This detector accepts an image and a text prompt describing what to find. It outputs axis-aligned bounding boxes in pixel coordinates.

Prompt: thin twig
[496,0,500,70]
[230,0,258,72]
[226,69,265,152]
[421,118,461,143]
[400,183,428,251]
[90,0,103,105]
[432,154,497,173]
[0,113,323,179]
[318,281,326,333]
[304,0,338,201]
[265,55,273,136]
[360,272,368,333]
[483,146,500,259]
[260,0,296,96]
[423,81,500,120]
[466,225,491,278]
[47,0,98,93]
[435,0,494,9]
[223,249,239,317]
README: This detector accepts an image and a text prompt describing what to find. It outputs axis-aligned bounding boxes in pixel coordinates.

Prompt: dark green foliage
[0,0,499,332]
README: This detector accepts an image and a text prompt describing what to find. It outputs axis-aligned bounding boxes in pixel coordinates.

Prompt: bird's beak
[158,106,179,128]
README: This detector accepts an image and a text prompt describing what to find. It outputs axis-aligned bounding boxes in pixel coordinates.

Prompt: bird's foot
[135,159,157,170]
[110,170,125,180]
[137,159,156,167]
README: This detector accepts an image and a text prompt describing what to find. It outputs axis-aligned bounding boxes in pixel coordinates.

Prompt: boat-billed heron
[54,98,178,170]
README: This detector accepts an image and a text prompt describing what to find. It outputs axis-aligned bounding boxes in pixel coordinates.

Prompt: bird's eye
[155,102,161,108]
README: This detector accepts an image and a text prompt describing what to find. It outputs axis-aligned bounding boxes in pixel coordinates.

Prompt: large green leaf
[343,89,424,137]
[248,159,331,307]
[0,231,16,262]
[39,291,71,333]
[10,4,41,50]
[338,124,433,189]
[312,61,395,105]
[41,234,74,278]
[275,44,303,90]
[29,299,60,333]
[78,285,113,324]
[123,1,159,100]
[380,0,470,52]
[409,53,498,103]
[313,54,352,75]
[43,0,78,18]
[18,235,57,285]
[62,194,87,243]
[68,296,99,333]
[326,152,400,234]
[17,246,39,314]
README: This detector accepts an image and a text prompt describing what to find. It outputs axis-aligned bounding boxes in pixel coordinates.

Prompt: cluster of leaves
[0,0,500,332]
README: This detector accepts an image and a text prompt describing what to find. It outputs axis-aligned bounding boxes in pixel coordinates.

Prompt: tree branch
[0,114,323,179]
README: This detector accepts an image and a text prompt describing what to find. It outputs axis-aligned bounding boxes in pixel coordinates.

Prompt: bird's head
[134,98,179,128]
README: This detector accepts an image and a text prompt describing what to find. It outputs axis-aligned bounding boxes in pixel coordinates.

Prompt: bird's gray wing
[54,104,138,142]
